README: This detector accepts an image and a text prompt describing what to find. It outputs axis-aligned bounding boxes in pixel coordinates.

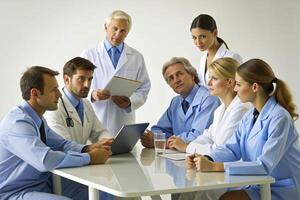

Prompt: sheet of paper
[158,153,187,161]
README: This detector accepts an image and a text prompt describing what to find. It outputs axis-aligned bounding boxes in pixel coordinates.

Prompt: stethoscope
[60,96,74,127]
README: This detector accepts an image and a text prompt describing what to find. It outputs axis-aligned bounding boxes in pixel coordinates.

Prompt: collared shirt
[0,101,90,197]
[151,84,220,142]
[63,88,84,124]
[104,38,124,67]
[63,87,80,109]
[182,84,198,105]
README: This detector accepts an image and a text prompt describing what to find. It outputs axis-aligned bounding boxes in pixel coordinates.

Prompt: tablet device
[111,123,149,155]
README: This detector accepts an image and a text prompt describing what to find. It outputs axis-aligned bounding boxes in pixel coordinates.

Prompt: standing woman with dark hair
[187,59,300,200]
[190,14,242,87]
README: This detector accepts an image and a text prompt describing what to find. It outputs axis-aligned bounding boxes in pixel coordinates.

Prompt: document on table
[158,149,188,161]
[104,76,141,97]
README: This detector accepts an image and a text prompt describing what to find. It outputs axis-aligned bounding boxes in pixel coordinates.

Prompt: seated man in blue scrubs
[141,57,219,149]
[0,66,112,200]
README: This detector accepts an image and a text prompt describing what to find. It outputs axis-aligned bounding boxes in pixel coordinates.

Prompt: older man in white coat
[80,10,151,135]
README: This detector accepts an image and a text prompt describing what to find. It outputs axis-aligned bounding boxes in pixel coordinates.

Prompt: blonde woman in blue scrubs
[187,59,300,200]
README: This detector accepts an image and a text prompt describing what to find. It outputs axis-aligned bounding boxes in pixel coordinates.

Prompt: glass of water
[154,131,166,155]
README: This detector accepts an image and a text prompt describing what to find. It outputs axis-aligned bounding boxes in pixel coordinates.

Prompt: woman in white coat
[168,57,250,155]
[187,59,300,200]
[190,14,242,87]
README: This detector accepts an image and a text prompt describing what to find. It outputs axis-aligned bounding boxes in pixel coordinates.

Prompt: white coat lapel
[62,95,82,124]
[115,44,130,71]
[98,42,116,73]
[214,43,227,60]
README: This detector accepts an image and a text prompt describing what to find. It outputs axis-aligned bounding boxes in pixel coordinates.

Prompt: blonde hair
[237,58,298,120]
[105,10,132,31]
[208,57,240,79]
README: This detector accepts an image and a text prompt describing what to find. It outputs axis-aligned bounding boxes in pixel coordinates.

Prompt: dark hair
[20,66,59,100]
[190,14,229,49]
[63,57,96,77]
[237,59,298,119]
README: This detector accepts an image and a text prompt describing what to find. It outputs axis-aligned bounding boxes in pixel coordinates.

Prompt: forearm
[211,161,225,172]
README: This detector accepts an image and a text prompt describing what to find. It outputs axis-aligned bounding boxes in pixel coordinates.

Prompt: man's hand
[167,135,187,152]
[111,96,131,109]
[88,148,111,164]
[91,89,110,101]
[140,130,154,148]
[86,138,114,152]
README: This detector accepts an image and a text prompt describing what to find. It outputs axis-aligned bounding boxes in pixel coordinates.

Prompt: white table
[52,144,275,200]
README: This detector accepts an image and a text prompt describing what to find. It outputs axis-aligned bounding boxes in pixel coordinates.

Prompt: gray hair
[162,57,200,84]
[105,10,132,31]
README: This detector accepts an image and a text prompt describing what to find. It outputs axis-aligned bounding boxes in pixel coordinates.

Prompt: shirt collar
[20,100,43,127]
[181,84,199,104]
[104,37,124,53]
[63,87,80,108]
[257,96,277,120]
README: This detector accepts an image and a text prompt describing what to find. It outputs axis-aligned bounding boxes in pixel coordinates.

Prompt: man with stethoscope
[80,10,151,135]
[45,57,113,146]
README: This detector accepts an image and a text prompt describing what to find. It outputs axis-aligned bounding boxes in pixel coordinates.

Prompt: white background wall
[1,0,299,132]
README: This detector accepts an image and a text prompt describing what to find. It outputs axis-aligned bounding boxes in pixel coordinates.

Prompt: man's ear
[64,74,71,85]
[30,88,39,99]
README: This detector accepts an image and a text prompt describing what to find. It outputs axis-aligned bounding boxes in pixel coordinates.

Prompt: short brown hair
[20,66,59,100]
[63,57,96,77]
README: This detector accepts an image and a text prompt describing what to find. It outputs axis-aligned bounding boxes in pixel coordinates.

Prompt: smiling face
[64,69,93,100]
[164,63,195,97]
[105,18,129,46]
[191,27,217,51]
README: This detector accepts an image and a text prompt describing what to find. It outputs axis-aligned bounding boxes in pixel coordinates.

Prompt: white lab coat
[80,41,151,135]
[186,96,251,155]
[198,43,242,87]
[44,92,111,144]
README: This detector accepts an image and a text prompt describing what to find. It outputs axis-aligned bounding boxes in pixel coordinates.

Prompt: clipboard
[104,76,141,97]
